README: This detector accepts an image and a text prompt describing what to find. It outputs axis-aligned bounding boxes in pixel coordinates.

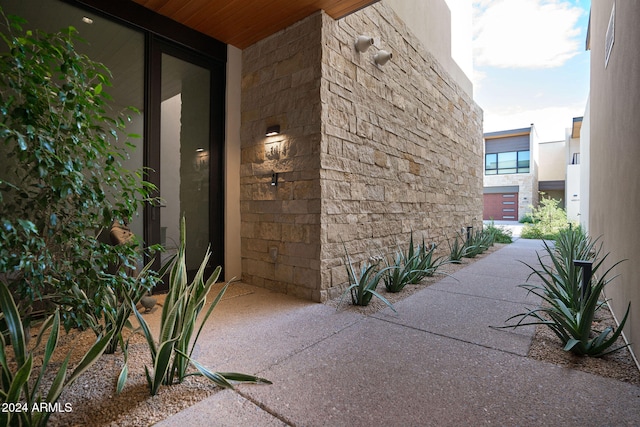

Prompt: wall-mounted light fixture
[355,35,374,53]
[374,50,393,66]
[82,16,94,24]
[271,172,279,187]
[266,125,280,136]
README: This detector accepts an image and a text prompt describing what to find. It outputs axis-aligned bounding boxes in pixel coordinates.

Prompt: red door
[483,193,518,220]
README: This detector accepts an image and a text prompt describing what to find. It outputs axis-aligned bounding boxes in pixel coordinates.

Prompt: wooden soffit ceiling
[132,0,379,49]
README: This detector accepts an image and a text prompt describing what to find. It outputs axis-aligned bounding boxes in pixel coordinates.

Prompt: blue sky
[472,0,591,141]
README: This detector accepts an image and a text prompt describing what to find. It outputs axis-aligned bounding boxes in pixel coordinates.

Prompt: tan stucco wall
[589,0,640,363]
[225,46,243,280]
[383,0,473,96]
[537,140,566,182]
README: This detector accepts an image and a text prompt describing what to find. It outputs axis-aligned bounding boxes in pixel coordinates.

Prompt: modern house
[535,116,584,214]
[584,1,640,363]
[482,126,537,221]
[564,117,582,221]
[3,0,482,301]
[537,138,566,208]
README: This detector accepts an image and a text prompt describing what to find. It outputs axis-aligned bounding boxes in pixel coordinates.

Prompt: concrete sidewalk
[157,239,640,427]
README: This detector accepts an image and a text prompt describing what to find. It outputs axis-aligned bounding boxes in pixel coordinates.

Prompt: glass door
[146,41,225,290]
[159,54,211,269]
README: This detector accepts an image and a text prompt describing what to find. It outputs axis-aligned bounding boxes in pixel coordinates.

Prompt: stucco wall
[589,1,640,363]
[240,3,482,302]
[384,0,473,96]
[538,140,566,182]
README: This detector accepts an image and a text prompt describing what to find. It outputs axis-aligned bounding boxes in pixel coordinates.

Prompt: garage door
[483,193,518,220]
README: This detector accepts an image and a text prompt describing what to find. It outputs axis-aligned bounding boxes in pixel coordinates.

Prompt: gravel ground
[10,242,640,426]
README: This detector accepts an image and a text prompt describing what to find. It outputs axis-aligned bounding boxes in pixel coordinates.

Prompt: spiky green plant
[501,229,630,356]
[0,281,113,427]
[406,238,448,284]
[381,250,414,293]
[447,233,465,263]
[339,244,395,312]
[133,217,271,395]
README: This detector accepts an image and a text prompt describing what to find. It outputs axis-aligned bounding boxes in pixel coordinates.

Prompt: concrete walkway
[157,239,640,426]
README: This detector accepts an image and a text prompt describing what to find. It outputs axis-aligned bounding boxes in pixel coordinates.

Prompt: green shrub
[520,196,573,240]
[484,221,513,244]
[133,217,271,395]
[0,281,113,427]
[0,9,157,342]
[500,228,630,357]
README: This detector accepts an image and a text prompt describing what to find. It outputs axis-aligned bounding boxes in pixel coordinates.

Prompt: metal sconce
[266,125,280,136]
[271,172,279,187]
[374,50,393,66]
[355,35,374,53]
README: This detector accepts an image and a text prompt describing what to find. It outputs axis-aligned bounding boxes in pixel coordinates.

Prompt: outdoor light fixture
[82,16,94,24]
[374,50,393,66]
[355,35,374,53]
[266,125,280,136]
[271,172,279,187]
[196,148,204,152]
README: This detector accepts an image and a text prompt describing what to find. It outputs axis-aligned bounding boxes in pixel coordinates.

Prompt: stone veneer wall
[240,15,323,300]
[319,3,483,301]
[240,3,483,302]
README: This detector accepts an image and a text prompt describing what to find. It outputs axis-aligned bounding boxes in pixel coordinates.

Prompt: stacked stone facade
[241,3,483,302]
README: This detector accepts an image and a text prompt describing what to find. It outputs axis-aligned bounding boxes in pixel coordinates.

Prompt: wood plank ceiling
[132,0,380,49]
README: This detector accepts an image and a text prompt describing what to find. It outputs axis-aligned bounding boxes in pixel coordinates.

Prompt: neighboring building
[585,1,640,364]
[483,127,538,221]
[3,0,482,301]
[565,117,582,222]
[536,117,584,214]
[537,138,566,208]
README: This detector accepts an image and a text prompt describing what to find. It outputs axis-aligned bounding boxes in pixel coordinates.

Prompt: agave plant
[501,229,630,357]
[447,233,465,263]
[381,250,414,293]
[338,244,396,312]
[132,217,271,396]
[0,281,113,427]
[406,237,448,284]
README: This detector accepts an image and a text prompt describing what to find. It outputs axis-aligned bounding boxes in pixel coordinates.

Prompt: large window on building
[485,150,530,174]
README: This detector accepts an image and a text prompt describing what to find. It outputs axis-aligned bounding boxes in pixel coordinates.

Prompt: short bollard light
[466,226,473,242]
[573,259,593,301]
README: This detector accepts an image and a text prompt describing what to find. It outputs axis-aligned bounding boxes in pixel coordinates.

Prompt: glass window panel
[161,54,211,270]
[518,151,530,169]
[498,168,517,174]
[485,153,497,171]
[498,152,517,169]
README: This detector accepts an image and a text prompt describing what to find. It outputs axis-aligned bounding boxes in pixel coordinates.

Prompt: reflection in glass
[160,54,211,269]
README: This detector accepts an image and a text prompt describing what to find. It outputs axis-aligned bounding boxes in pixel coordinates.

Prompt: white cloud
[483,104,586,141]
[473,0,584,69]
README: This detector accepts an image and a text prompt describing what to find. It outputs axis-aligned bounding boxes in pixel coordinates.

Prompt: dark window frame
[485,150,530,175]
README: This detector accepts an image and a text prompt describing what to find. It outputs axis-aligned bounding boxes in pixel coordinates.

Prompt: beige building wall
[225,46,243,280]
[384,0,473,96]
[537,140,565,182]
[239,2,482,301]
[589,0,640,363]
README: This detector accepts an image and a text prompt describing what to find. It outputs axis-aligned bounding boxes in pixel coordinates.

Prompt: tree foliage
[0,10,156,333]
